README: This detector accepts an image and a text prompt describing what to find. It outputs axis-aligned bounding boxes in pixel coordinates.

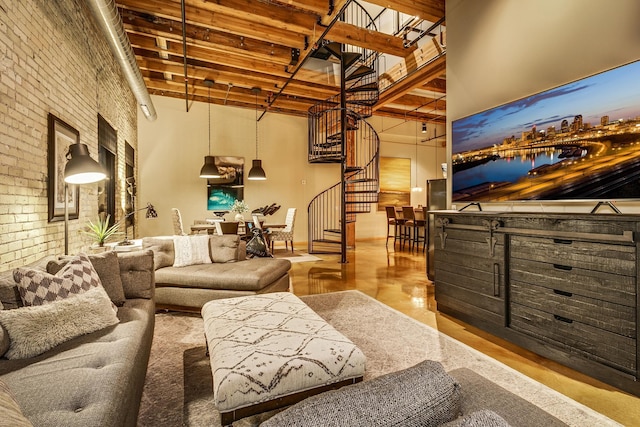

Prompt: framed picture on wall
[206,156,245,211]
[48,113,79,222]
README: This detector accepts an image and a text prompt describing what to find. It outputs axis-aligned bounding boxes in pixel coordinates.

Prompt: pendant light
[412,121,423,192]
[247,87,266,180]
[199,79,221,179]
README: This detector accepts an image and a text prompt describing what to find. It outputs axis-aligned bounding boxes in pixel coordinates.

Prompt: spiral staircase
[307,2,381,260]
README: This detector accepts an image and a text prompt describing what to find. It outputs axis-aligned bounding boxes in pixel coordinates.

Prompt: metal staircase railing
[306,1,381,259]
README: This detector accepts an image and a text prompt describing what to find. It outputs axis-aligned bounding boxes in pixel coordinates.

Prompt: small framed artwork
[48,113,80,222]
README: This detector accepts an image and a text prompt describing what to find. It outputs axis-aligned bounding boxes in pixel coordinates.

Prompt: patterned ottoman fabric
[201,292,366,413]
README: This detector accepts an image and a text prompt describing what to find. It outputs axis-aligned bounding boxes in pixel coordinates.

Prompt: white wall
[446,0,640,212]
[137,96,446,242]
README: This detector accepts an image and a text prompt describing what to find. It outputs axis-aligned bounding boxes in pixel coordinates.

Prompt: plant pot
[235,213,245,222]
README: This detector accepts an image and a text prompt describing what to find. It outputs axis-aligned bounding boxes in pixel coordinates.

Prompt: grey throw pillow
[142,237,175,269]
[260,360,461,427]
[209,234,241,263]
[47,252,126,306]
[0,286,119,359]
[117,251,155,300]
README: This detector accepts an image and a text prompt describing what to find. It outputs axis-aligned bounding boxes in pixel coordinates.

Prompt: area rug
[272,251,322,263]
[138,291,619,427]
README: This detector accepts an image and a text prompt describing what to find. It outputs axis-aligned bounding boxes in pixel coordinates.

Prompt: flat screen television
[451,59,640,203]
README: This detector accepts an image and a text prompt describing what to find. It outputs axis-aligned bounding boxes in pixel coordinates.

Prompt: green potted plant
[229,199,249,222]
[83,215,120,247]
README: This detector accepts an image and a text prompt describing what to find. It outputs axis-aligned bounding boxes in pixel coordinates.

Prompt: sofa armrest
[116,250,155,300]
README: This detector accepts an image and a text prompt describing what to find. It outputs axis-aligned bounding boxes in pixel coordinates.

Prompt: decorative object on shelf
[248,87,266,180]
[118,203,158,246]
[199,79,221,179]
[230,199,249,222]
[83,214,120,247]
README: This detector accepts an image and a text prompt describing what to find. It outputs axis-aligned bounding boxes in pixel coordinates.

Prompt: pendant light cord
[208,86,211,154]
[255,89,258,158]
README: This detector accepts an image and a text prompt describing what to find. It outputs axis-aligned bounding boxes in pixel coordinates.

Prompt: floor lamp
[63,143,106,255]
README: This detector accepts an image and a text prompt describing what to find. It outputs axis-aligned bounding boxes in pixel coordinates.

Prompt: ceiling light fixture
[247,87,266,181]
[421,122,427,133]
[199,79,221,179]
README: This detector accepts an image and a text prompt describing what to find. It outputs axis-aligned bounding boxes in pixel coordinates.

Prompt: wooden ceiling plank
[363,0,444,24]
[189,0,319,35]
[279,0,332,15]
[118,0,308,48]
[121,9,292,65]
[328,21,417,58]
[375,54,446,109]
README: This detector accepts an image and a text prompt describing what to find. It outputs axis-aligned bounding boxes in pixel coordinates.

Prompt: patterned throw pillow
[13,253,103,306]
[173,235,212,267]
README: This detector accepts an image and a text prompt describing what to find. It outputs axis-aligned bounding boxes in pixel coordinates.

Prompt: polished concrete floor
[284,239,640,426]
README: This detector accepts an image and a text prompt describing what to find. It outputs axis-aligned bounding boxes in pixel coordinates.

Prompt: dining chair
[269,208,296,253]
[171,208,187,236]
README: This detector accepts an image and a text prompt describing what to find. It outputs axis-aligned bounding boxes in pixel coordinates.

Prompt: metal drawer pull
[554,314,573,324]
[553,238,572,244]
[493,263,500,297]
[553,264,572,271]
[553,289,573,297]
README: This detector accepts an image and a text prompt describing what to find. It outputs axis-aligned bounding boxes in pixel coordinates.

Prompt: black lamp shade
[145,203,158,219]
[247,159,266,180]
[199,155,221,178]
[64,143,106,184]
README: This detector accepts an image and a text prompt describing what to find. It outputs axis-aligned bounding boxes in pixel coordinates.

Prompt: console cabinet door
[434,218,505,328]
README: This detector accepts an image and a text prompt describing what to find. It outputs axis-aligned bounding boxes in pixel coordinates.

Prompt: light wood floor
[284,239,640,426]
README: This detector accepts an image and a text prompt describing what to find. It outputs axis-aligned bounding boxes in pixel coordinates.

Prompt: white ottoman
[201,292,366,426]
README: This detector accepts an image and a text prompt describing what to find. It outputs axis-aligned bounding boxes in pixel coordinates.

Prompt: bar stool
[413,207,427,252]
[401,206,416,251]
[385,206,400,248]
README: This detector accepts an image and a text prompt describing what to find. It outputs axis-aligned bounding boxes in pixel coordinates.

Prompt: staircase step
[324,42,342,58]
[345,190,378,194]
[311,45,332,60]
[346,98,378,106]
[324,229,341,234]
[346,82,378,93]
[315,141,340,148]
[346,177,377,183]
[309,156,341,163]
[345,65,375,81]
[313,238,341,244]
[344,166,363,173]
[343,52,361,68]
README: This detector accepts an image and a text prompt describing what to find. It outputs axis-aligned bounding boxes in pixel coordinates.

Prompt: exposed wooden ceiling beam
[363,0,444,24]
[328,21,417,58]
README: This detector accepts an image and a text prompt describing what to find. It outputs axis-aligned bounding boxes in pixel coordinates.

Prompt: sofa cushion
[13,253,103,306]
[0,298,155,427]
[142,237,175,270]
[0,286,119,359]
[260,359,461,427]
[209,234,241,263]
[117,250,155,300]
[0,379,33,427]
[47,251,126,306]
[173,235,212,267]
[0,257,55,309]
[154,258,291,292]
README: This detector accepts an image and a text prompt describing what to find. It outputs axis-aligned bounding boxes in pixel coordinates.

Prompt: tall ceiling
[116,0,445,124]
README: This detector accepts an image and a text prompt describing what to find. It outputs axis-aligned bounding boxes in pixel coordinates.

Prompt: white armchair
[269,208,296,253]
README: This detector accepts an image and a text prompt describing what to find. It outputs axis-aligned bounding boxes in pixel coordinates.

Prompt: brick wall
[0,0,138,269]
